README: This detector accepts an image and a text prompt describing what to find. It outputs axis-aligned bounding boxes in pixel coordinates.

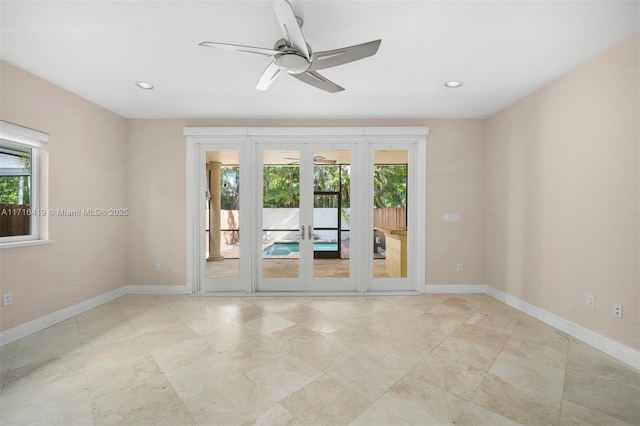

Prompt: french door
[256,142,360,292]
[199,142,252,292]
[186,127,427,295]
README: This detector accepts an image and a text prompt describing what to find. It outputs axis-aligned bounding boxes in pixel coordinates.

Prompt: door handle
[308,226,312,240]
[300,225,305,240]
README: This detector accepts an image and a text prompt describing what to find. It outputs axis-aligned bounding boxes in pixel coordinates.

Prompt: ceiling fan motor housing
[274,39,312,74]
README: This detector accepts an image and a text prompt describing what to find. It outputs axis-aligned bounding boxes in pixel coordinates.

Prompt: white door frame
[185,127,428,294]
[256,140,361,292]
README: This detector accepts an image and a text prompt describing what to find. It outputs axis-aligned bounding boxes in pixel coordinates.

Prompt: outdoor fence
[0,204,30,237]
[373,206,406,229]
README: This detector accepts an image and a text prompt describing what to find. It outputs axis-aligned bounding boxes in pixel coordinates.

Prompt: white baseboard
[125,285,189,295]
[425,284,487,294]
[485,287,640,371]
[0,286,127,346]
[0,284,188,347]
[1,282,637,371]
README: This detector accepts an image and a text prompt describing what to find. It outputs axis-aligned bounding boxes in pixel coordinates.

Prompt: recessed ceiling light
[136,81,154,90]
[445,81,463,88]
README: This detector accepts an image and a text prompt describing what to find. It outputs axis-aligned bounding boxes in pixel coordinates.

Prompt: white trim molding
[0,285,188,347]
[0,286,127,346]
[485,287,640,371]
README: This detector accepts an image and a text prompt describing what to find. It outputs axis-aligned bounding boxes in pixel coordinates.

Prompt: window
[0,121,48,245]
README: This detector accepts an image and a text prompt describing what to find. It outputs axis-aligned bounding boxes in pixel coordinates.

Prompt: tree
[373,165,407,208]
[263,166,299,207]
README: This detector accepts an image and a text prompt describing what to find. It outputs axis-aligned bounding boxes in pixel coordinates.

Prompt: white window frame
[0,121,51,248]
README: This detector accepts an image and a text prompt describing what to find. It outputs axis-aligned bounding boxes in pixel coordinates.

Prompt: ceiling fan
[199,0,381,93]
[285,155,337,165]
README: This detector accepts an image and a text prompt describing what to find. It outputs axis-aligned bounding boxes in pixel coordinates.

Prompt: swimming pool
[263,242,338,256]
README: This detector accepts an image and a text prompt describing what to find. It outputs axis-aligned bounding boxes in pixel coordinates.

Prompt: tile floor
[0,294,638,425]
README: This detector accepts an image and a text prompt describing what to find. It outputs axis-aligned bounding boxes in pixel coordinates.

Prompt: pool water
[263,242,338,256]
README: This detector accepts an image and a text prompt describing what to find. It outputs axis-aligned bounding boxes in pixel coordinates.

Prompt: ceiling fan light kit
[199,0,381,93]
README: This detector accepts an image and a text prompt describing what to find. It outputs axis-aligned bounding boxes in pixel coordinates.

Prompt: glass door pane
[205,150,240,280]
[372,150,408,279]
[261,149,301,280]
[312,151,351,279]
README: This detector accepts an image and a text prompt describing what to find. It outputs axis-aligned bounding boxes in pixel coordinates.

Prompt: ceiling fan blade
[256,62,282,91]
[309,39,382,71]
[272,0,310,60]
[292,71,344,93]
[199,41,280,56]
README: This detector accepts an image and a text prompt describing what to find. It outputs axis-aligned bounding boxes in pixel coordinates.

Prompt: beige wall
[0,61,128,330]
[485,34,639,349]
[4,33,635,354]
[125,118,486,287]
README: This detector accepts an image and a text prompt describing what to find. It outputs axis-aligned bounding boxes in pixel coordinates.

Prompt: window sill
[0,239,55,249]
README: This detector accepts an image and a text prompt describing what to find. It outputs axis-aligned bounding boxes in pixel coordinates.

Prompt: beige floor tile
[10,319,81,370]
[245,353,323,401]
[563,367,640,425]
[2,294,638,426]
[134,399,198,425]
[82,335,150,370]
[220,337,287,371]
[246,297,303,313]
[427,297,478,322]
[163,351,238,400]
[455,402,522,426]
[409,352,487,400]
[472,352,565,425]
[326,324,387,353]
[352,374,467,425]
[502,321,569,369]
[222,304,269,323]
[185,309,235,336]
[465,311,521,333]
[4,352,84,391]
[432,336,501,371]
[138,323,200,352]
[202,322,261,352]
[266,324,323,351]
[452,322,510,351]
[350,311,414,336]
[489,352,565,402]
[559,400,633,426]
[242,403,296,426]
[243,313,295,337]
[184,373,276,425]
[394,293,450,311]
[566,339,640,387]
[150,336,217,373]
[326,346,413,400]
[0,341,17,391]
[373,303,425,322]
[85,354,161,399]
[79,323,139,350]
[125,306,183,335]
[289,335,352,372]
[277,304,349,335]
[280,374,371,425]
[91,374,183,425]
[1,367,92,426]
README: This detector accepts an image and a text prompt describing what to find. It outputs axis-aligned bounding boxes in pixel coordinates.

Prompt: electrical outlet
[613,304,623,319]
[456,263,463,272]
[587,294,595,308]
[3,293,12,306]
[154,262,160,272]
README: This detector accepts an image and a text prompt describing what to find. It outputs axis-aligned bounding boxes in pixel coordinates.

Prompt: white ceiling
[1,1,638,119]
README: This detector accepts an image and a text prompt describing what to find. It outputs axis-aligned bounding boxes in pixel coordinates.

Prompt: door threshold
[194,290,422,297]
